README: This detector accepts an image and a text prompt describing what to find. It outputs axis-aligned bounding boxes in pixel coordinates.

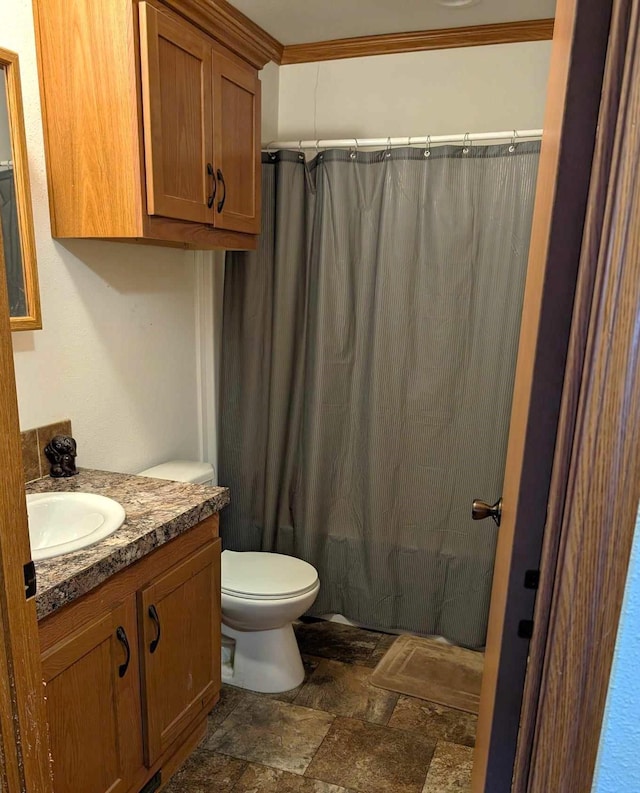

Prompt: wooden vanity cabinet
[32,0,262,249]
[41,597,144,793]
[39,517,221,793]
[139,542,220,765]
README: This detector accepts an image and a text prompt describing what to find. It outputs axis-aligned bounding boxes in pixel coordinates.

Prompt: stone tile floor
[164,620,475,793]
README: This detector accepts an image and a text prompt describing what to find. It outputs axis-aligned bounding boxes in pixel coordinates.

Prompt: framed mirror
[0,47,40,331]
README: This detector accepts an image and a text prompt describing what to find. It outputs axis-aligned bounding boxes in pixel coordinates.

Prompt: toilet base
[221,622,305,693]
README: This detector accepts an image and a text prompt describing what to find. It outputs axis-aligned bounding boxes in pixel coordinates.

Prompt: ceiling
[227,0,557,46]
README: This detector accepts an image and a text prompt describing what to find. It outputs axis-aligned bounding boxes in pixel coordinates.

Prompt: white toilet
[138,460,320,694]
[221,549,319,692]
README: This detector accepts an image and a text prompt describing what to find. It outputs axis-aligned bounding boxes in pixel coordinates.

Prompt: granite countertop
[27,469,229,621]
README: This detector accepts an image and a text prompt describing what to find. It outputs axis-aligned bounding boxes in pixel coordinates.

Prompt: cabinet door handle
[148,604,161,654]
[216,169,226,213]
[206,162,216,209]
[116,626,131,678]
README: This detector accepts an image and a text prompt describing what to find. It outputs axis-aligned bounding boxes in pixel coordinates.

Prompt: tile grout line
[300,712,338,784]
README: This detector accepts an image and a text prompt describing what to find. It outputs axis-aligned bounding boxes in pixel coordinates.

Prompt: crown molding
[162,0,283,67]
[280,18,555,65]
[158,7,553,70]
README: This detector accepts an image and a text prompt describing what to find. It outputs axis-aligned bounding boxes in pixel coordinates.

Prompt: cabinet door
[139,540,221,765]
[42,597,144,793]
[212,46,261,234]
[139,2,214,224]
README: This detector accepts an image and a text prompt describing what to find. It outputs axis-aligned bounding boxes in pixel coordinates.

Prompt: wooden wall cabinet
[33,0,262,250]
[212,46,261,234]
[39,518,221,793]
[139,3,215,227]
[139,3,261,236]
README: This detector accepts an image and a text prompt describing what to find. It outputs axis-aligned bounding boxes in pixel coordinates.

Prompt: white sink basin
[27,492,126,561]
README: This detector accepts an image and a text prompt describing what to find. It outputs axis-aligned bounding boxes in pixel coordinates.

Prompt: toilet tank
[138,460,215,486]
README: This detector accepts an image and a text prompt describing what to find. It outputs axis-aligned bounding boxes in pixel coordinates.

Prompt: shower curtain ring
[463,132,471,154]
[298,140,306,161]
[266,142,277,160]
[424,134,431,158]
[350,138,358,160]
[385,137,392,158]
[509,129,518,153]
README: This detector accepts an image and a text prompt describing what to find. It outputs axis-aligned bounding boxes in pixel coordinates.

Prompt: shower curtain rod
[263,129,543,151]
[0,160,13,167]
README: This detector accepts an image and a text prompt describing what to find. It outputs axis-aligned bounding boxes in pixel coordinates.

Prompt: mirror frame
[0,47,40,331]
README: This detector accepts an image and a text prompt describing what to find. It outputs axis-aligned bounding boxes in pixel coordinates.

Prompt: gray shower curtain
[220,143,539,648]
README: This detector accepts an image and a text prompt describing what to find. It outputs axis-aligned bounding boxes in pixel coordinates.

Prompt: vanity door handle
[216,168,226,213]
[116,626,131,678]
[148,604,161,654]
[206,162,216,209]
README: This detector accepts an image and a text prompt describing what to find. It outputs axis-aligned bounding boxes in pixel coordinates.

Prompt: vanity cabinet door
[138,2,214,224]
[212,45,261,234]
[139,539,221,766]
[41,596,144,793]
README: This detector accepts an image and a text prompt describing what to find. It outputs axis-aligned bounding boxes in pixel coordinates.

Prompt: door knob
[472,498,502,526]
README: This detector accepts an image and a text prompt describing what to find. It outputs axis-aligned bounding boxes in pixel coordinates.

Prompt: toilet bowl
[137,460,320,694]
[221,550,320,693]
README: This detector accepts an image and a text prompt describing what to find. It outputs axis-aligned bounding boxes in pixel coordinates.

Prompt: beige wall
[277,42,552,141]
[260,61,280,144]
[4,0,201,474]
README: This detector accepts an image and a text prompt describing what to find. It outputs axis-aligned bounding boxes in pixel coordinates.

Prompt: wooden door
[212,45,261,234]
[139,2,214,224]
[139,540,221,765]
[514,0,640,788]
[41,596,144,793]
[0,208,53,793]
[471,0,616,791]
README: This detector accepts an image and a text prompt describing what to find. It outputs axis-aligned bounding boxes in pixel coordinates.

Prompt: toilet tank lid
[138,460,214,485]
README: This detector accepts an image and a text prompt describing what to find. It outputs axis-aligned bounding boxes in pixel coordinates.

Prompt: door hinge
[524,569,540,590]
[518,619,534,639]
[23,561,36,600]
[139,771,162,793]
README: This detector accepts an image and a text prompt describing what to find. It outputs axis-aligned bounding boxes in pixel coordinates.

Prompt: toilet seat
[221,550,319,601]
